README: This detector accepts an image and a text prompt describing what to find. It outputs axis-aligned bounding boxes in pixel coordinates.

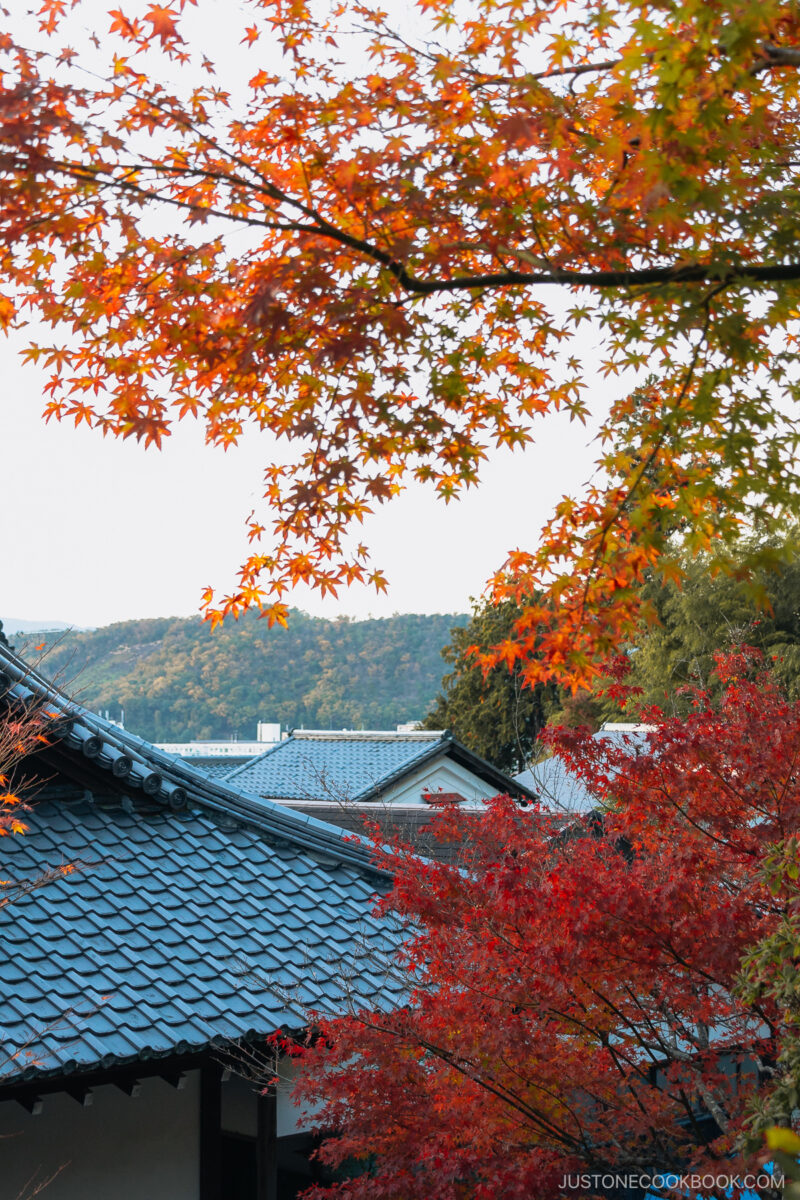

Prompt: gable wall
[375,756,505,807]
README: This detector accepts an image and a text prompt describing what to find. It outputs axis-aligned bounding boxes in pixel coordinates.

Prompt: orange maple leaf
[108,8,137,38]
[145,4,181,46]
[0,295,16,329]
[260,602,289,629]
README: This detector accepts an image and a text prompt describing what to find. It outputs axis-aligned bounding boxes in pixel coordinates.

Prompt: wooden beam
[114,1079,142,1098]
[257,1086,277,1200]
[0,1047,262,1111]
[0,1050,208,1107]
[200,1063,222,1200]
[161,1069,187,1090]
[65,1085,93,1108]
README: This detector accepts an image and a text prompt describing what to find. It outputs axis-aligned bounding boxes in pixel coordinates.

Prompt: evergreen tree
[626,540,800,714]
[423,600,560,774]
[428,536,800,768]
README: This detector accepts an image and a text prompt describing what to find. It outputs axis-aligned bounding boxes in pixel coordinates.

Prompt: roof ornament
[0,620,12,651]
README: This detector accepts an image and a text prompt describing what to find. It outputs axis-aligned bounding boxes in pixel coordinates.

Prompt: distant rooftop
[158,725,431,768]
[183,756,253,780]
[515,723,654,814]
[156,741,275,758]
[226,730,449,802]
[227,729,533,806]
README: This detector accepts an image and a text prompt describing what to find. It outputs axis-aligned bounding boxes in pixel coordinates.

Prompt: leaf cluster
[431,534,800,770]
[422,597,563,773]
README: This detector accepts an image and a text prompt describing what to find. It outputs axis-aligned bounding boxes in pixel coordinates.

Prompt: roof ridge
[0,645,387,878]
[292,730,444,741]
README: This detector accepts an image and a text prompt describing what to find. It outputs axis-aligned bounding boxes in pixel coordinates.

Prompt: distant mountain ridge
[33,610,468,743]
[0,616,91,634]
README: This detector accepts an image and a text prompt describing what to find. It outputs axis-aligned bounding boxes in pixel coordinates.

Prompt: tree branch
[17,156,800,298]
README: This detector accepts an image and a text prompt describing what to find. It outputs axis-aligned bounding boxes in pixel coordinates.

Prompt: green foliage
[422,599,560,773]
[737,840,800,1157]
[761,1129,800,1200]
[35,611,466,743]
[624,541,800,714]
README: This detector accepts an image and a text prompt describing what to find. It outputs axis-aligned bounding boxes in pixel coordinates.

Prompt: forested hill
[24,611,467,743]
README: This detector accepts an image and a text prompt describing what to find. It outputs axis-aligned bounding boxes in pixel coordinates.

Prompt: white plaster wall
[289,758,500,809]
[0,1072,199,1200]
[276,1058,324,1138]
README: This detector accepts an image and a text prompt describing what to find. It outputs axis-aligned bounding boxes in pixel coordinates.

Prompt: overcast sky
[2,323,613,628]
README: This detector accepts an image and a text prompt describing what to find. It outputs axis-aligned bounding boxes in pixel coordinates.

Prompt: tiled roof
[226,732,446,803]
[226,731,535,804]
[184,755,251,780]
[0,796,399,1084]
[0,652,380,874]
[515,725,652,814]
[0,648,402,1086]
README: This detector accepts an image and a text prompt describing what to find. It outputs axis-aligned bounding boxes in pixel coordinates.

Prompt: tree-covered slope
[30,611,467,743]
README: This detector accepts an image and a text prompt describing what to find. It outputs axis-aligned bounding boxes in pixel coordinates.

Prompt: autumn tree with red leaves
[280,652,800,1199]
[2,1,800,685]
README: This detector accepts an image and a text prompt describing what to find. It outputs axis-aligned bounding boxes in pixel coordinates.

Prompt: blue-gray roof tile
[0,796,405,1083]
[226,732,445,802]
[0,646,407,1088]
[224,730,536,808]
[3,793,406,1083]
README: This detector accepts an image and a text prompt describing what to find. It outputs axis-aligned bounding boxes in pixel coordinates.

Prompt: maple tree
[2,0,800,684]
[0,700,38,847]
[0,656,48,844]
[283,651,800,1199]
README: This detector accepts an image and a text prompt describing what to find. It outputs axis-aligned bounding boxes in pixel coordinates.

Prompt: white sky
[2,325,611,627]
